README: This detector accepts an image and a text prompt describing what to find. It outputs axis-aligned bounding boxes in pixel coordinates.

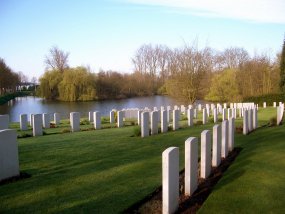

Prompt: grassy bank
[0,108,281,213]
[0,91,32,105]
[199,122,285,213]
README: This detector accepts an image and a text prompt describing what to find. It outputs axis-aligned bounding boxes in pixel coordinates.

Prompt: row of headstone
[162,119,235,214]
[243,108,258,135]
[277,103,284,125]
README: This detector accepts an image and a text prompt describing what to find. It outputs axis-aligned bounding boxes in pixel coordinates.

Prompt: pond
[0,95,209,122]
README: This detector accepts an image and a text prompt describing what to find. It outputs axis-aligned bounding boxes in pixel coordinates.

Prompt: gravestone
[167,109,171,123]
[273,102,276,107]
[162,147,179,214]
[20,114,28,131]
[110,111,115,123]
[194,109,197,119]
[212,124,221,167]
[161,110,168,133]
[42,113,50,128]
[173,109,179,131]
[88,111,93,122]
[30,114,33,127]
[0,114,9,130]
[202,108,207,125]
[93,111,101,129]
[33,114,43,136]
[228,118,235,152]
[263,102,266,108]
[248,109,253,132]
[222,108,227,121]
[187,108,193,126]
[221,120,228,158]
[151,111,158,135]
[117,111,124,128]
[200,130,211,179]
[141,112,149,138]
[185,137,198,196]
[0,129,19,181]
[243,109,248,135]
[253,108,258,130]
[54,113,60,125]
[213,108,217,123]
[70,112,80,132]
[227,108,232,120]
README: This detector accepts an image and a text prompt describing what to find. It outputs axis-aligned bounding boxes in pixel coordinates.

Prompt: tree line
[0,58,20,95]
[37,39,285,103]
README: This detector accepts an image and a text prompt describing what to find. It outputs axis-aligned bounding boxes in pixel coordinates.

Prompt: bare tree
[45,46,69,72]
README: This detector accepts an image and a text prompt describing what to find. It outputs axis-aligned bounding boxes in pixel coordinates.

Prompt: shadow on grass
[0,172,31,186]
[124,147,243,214]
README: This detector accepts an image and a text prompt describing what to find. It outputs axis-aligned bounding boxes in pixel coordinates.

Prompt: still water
[0,95,186,122]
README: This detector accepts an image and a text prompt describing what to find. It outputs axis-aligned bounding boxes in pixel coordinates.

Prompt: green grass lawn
[0,107,282,213]
[198,120,285,213]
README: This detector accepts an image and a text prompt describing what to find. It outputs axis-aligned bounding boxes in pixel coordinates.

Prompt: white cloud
[125,0,285,23]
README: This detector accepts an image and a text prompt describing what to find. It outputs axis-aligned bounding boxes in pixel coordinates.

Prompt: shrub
[80,119,90,125]
[269,117,277,127]
[243,93,285,106]
[196,120,203,125]
[133,126,141,137]
[61,128,70,133]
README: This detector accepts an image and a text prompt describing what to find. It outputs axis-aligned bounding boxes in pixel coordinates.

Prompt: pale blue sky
[0,0,284,80]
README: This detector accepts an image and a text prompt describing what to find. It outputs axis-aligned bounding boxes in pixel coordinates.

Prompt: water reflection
[0,96,180,122]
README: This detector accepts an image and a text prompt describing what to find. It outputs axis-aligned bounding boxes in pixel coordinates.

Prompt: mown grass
[0,107,281,213]
[199,122,285,213]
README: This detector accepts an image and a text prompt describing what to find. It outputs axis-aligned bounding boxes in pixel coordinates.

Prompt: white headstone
[263,102,266,108]
[173,109,179,131]
[213,108,217,123]
[0,129,19,181]
[117,111,124,128]
[0,114,9,130]
[194,109,197,119]
[30,114,33,127]
[33,114,43,136]
[93,111,101,129]
[185,137,198,196]
[70,112,80,132]
[212,124,221,167]
[54,113,60,125]
[161,110,168,133]
[141,112,149,138]
[110,111,115,124]
[201,130,212,179]
[222,108,227,121]
[243,109,248,135]
[187,108,194,126]
[273,102,276,107]
[137,110,141,125]
[248,109,253,132]
[88,111,93,122]
[202,108,207,125]
[151,111,158,135]
[227,108,232,120]
[228,118,235,152]
[162,147,179,214]
[42,113,50,128]
[20,114,28,131]
[221,120,228,158]
[253,108,258,130]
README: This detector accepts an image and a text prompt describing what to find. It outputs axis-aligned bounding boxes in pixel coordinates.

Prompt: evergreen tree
[280,37,285,93]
